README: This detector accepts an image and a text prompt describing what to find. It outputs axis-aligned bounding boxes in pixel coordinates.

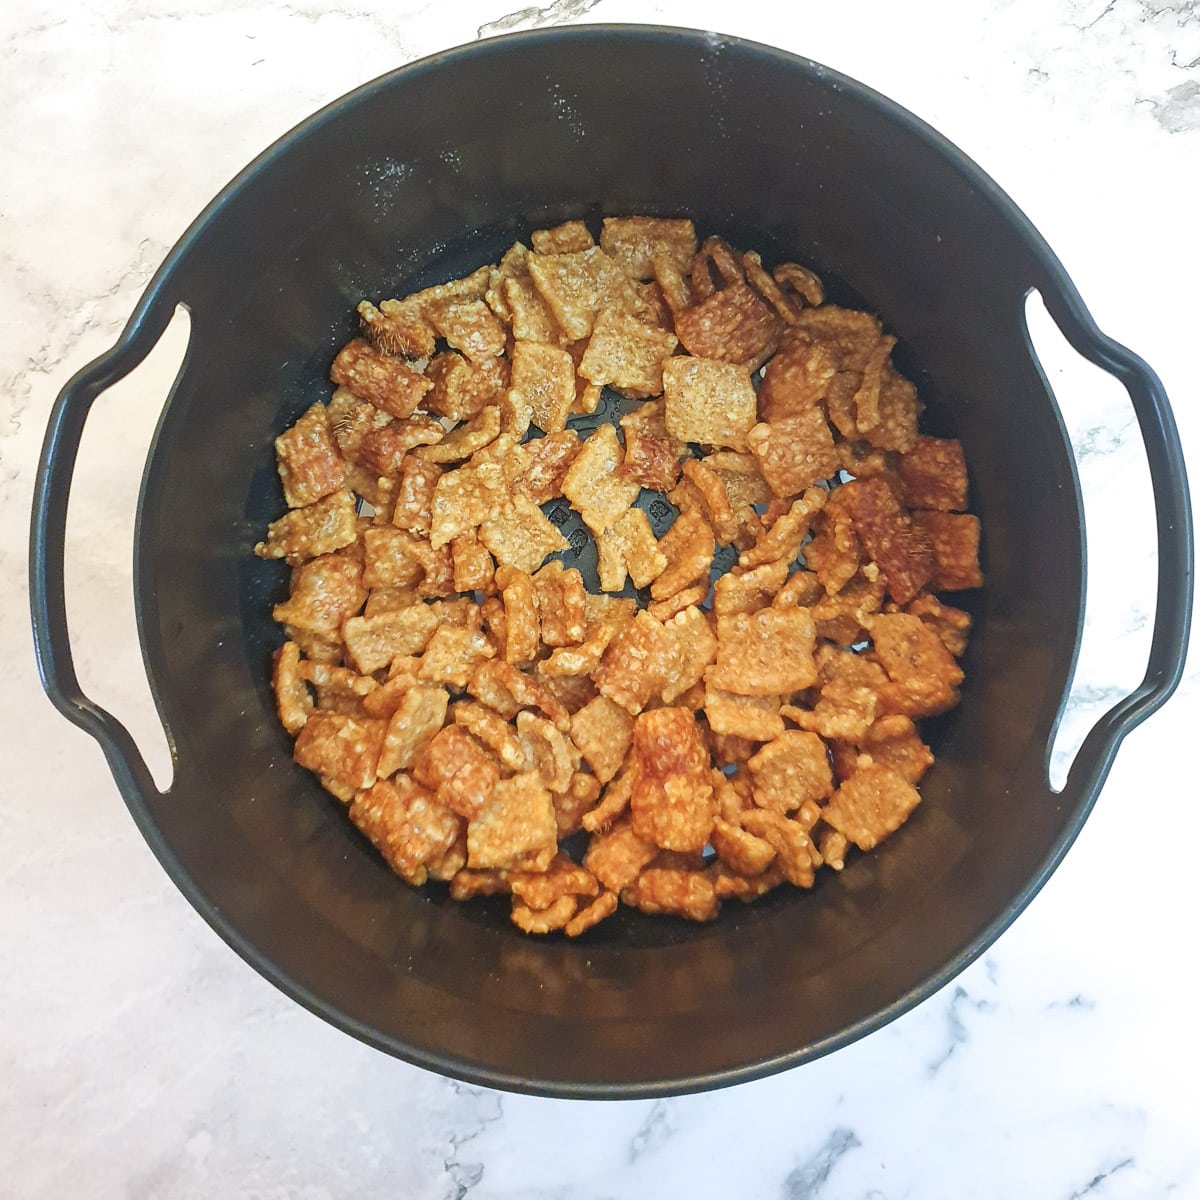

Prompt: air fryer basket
[31,27,1192,1098]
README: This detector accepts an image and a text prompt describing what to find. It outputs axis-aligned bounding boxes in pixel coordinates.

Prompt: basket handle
[1032,274,1194,803]
[29,289,189,804]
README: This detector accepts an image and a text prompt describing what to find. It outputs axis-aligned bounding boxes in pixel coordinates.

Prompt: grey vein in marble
[927,984,997,1076]
[1068,1155,1135,1198]
[477,0,603,39]
[781,1128,861,1199]
[628,1099,678,1162]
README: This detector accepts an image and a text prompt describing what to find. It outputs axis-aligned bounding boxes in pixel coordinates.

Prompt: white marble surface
[4,0,1199,1195]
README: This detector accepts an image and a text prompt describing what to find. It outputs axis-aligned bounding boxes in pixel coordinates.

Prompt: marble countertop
[4,0,1199,1195]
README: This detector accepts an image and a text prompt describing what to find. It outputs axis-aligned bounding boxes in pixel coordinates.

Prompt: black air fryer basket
[30,27,1192,1098]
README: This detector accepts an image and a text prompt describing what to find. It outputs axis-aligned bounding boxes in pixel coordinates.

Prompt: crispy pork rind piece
[621,868,719,922]
[564,889,619,936]
[539,594,636,678]
[327,387,394,465]
[583,817,658,892]
[466,771,557,870]
[415,405,502,466]
[449,535,495,594]
[593,609,676,715]
[426,296,507,363]
[293,712,386,793]
[660,605,718,705]
[649,508,715,601]
[510,895,579,934]
[662,356,758,451]
[527,246,641,341]
[298,661,377,718]
[758,328,835,422]
[478,494,570,574]
[702,450,774,509]
[428,461,505,549]
[863,361,921,454]
[274,402,346,508]
[494,565,539,666]
[329,338,432,419]
[789,304,883,435]
[349,776,462,886]
[471,659,570,729]
[673,277,782,370]
[559,422,641,533]
[531,219,596,255]
[570,695,635,784]
[837,477,935,606]
[896,435,969,512]
[255,489,358,564]
[417,624,496,690]
[357,298,429,358]
[737,487,827,572]
[772,568,824,610]
[738,810,817,886]
[531,561,587,646]
[503,273,565,345]
[710,817,777,876]
[375,683,450,776]
[550,771,601,838]
[833,714,935,786]
[903,594,972,657]
[703,688,785,741]
[599,216,697,280]
[509,341,577,435]
[341,605,438,673]
[412,725,501,821]
[711,557,789,617]
[912,511,984,591]
[580,763,635,833]
[453,700,527,771]
[272,552,366,638]
[822,763,921,851]
[783,655,880,744]
[595,508,668,593]
[628,707,716,853]
[354,417,445,480]
[516,710,578,793]
[359,527,425,590]
[645,582,707,622]
[869,612,964,718]
[746,730,834,812]
[578,308,679,399]
[388,454,440,535]
[424,351,508,423]
[706,607,818,696]
[803,504,861,596]
[618,399,686,492]
[747,409,839,497]
[273,642,313,735]
[509,429,580,505]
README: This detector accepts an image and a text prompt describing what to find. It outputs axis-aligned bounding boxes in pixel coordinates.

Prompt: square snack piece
[478,495,570,574]
[527,246,640,341]
[342,605,440,673]
[293,712,386,792]
[662,357,758,450]
[618,399,686,492]
[747,730,834,812]
[599,216,697,281]
[275,403,346,508]
[467,772,558,870]
[822,763,921,851]
[509,341,578,435]
[426,297,507,363]
[561,422,641,532]
[429,461,506,549]
[578,308,678,399]
[330,338,432,419]
[912,511,983,591]
[349,777,462,887]
[255,489,358,564]
[570,695,635,784]
[673,279,781,369]
[706,608,818,696]
[415,725,501,820]
[703,688,785,741]
[378,683,450,775]
[896,436,969,512]
[746,409,839,497]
